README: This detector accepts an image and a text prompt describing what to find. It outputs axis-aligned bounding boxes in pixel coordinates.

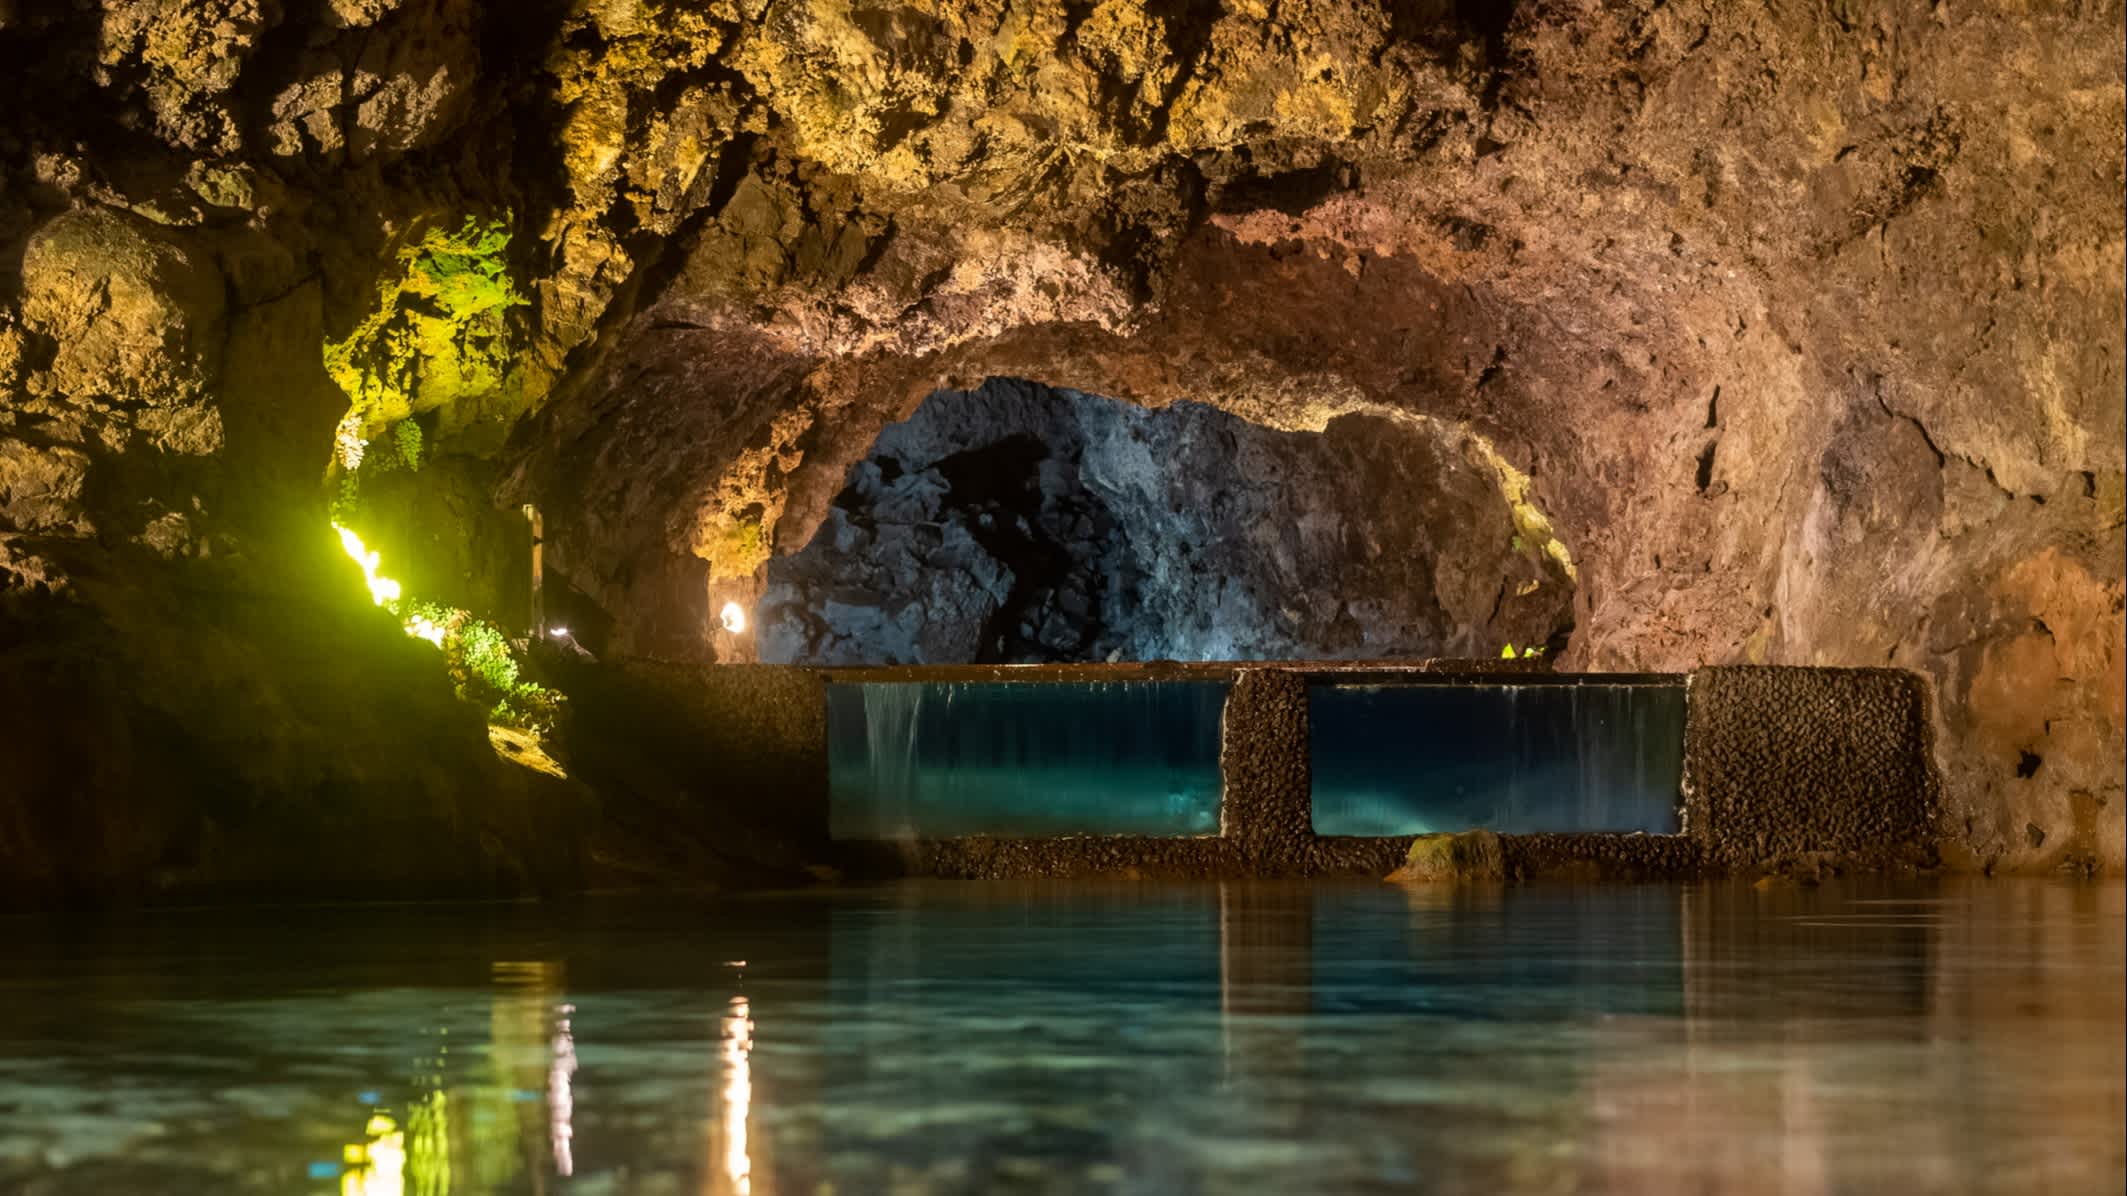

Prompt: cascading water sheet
[825,680,1228,838]
[1308,683,1685,836]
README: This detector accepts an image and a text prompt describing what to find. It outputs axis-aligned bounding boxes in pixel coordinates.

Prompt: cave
[0,2,2121,1190]
[758,377,1573,665]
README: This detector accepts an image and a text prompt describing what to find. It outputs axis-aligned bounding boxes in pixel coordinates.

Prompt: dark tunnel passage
[757,379,1575,665]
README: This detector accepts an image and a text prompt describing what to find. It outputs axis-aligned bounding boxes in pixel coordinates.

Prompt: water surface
[1,878,2119,1194]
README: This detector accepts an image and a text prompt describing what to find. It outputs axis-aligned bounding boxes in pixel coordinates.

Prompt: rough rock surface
[1388,830,1508,884]
[761,377,1571,663]
[0,0,2119,888]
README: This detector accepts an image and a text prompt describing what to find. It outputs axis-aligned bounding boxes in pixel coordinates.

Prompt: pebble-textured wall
[1682,666,1937,866]
[1218,670,1315,871]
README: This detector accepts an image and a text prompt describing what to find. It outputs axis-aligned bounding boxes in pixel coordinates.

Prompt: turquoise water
[1311,683,1687,835]
[1,879,2121,1193]
[826,681,1227,837]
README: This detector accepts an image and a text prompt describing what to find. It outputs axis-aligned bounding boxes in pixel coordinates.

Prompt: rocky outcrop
[0,1,2118,888]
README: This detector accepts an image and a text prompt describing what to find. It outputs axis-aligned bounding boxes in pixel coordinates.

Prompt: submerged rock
[1388,831,1506,885]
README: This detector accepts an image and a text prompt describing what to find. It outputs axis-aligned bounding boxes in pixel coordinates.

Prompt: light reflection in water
[551,1002,577,1177]
[484,960,572,1193]
[720,994,755,1195]
[1,883,2115,1194]
[341,1112,405,1196]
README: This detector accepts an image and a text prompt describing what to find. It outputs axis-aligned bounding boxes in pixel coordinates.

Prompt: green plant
[393,419,424,472]
[454,615,520,693]
[330,473,362,524]
[397,600,563,736]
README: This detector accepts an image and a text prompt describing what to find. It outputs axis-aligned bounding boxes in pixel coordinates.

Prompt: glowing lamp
[404,614,446,648]
[719,601,748,634]
[335,523,402,607]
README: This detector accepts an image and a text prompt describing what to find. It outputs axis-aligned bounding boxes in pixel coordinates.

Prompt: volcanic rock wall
[0,1,2119,880]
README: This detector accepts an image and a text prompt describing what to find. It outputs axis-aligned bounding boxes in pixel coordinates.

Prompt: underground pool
[0,879,2118,1194]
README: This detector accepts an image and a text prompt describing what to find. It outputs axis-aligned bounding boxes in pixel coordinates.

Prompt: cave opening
[757,378,1576,666]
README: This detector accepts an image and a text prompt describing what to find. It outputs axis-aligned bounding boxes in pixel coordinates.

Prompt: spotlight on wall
[719,601,748,634]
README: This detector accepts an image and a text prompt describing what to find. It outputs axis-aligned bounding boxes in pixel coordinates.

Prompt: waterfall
[826,681,1227,839]
[861,683,927,839]
[1310,682,1685,836]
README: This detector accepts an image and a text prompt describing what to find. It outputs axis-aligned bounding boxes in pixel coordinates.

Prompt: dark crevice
[1874,392,1949,469]
[1208,158,1357,217]
[1474,345,1507,391]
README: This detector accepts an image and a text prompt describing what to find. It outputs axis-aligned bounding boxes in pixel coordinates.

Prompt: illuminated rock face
[759,379,1571,665]
[0,1,2121,885]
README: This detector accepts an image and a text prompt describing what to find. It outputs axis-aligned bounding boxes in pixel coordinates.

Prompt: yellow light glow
[342,1112,405,1196]
[721,995,754,1195]
[405,614,447,647]
[335,523,403,607]
[719,601,748,634]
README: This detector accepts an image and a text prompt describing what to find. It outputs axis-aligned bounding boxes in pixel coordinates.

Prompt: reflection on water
[719,994,753,1196]
[550,1000,576,1178]
[341,1111,404,1196]
[0,879,2118,1193]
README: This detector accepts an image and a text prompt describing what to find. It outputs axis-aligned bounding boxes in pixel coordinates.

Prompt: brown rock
[0,438,92,536]
[18,208,226,409]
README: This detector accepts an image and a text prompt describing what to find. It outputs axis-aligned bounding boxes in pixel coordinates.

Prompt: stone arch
[749,377,1576,665]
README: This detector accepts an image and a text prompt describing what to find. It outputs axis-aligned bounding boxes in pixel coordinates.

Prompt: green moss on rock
[1387,830,1506,884]
[324,215,528,445]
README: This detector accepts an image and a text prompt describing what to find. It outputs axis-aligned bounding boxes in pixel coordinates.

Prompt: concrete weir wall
[1682,666,1939,868]
[670,661,1939,880]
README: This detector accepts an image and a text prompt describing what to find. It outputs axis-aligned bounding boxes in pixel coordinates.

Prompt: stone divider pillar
[1217,669,1315,868]
[1682,665,1937,866]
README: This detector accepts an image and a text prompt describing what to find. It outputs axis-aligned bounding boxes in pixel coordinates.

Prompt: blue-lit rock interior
[760,379,1574,665]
